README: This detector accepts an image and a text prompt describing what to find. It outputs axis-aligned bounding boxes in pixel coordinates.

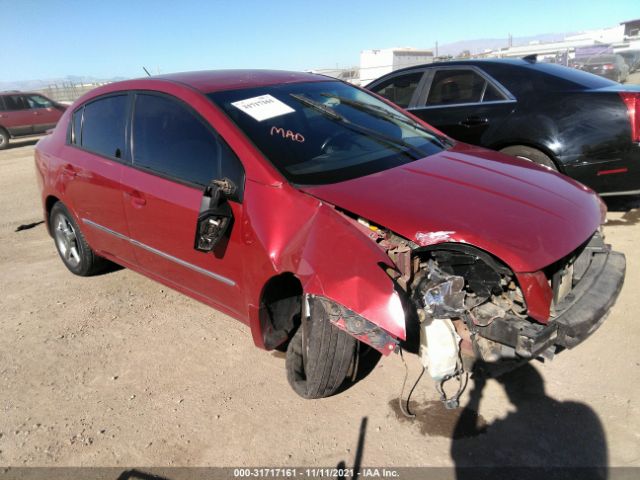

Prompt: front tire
[500,145,558,171]
[50,202,106,276]
[286,300,357,399]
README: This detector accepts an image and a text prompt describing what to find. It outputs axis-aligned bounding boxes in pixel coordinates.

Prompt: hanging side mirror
[194,178,235,252]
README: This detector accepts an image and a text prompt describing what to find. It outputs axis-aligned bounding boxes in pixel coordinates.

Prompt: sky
[2,0,638,82]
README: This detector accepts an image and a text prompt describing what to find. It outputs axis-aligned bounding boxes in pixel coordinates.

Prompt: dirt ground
[1,139,639,471]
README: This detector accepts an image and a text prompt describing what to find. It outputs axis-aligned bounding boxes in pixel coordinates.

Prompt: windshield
[208,81,449,185]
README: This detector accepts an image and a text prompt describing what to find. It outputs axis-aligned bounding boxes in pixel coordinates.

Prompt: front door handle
[33,111,42,116]
[459,116,488,127]
[125,190,147,208]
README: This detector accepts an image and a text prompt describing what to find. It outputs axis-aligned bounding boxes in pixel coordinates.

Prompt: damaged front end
[337,213,625,408]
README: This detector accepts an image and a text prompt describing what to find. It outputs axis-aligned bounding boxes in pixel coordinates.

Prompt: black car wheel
[286,299,357,399]
[500,145,558,171]
[50,202,107,276]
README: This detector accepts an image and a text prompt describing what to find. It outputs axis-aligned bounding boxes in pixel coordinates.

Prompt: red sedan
[34,70,625,406]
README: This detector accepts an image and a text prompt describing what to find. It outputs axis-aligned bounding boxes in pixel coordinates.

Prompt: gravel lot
[1,139,639,471]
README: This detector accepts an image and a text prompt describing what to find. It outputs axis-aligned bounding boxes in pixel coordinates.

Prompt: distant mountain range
[0,75,128,92]
[3,33,574,90]
[435,33,571,56]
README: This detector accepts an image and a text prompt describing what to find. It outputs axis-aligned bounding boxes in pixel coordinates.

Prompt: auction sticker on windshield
[231,94,295,121]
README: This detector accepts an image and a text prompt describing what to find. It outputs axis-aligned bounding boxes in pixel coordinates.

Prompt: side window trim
[414,65,516,109]
[129,90,245,202]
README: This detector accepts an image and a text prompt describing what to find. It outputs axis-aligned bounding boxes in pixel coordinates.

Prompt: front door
[26,94,62,133]
[121,92,247,318]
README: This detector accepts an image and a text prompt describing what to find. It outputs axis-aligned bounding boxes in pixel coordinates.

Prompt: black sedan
[366,58,640,196]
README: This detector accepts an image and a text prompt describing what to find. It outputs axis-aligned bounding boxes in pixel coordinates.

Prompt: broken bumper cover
[480,246,625,358]
[554,248,625,348]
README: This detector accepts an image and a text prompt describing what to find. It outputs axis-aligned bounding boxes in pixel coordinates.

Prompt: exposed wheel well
[45,195,61,235]
[493,143,562,171]
[259,273,303,350]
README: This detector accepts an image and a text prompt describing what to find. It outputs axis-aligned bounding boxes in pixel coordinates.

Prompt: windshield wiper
[320,93,451,148]
[289,93,428,159]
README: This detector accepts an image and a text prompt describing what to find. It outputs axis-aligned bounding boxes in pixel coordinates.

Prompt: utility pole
[435,41,438,58]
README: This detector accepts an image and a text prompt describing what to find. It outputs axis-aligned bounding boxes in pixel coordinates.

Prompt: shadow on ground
[604,194,640,213]
[390,364,607,479]
[4,138,40,150]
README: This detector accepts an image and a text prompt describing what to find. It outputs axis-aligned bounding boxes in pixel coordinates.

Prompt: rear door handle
[62,164,77,178]
[33,111,42,116]
[125,189,147,208]
[459,116,488,127]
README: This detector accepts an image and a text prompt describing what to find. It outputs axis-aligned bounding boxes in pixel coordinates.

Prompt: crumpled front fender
[243,183,406,354]
[281,202,407,350]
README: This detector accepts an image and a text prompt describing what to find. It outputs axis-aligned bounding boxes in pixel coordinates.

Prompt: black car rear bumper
[478,237,625,358]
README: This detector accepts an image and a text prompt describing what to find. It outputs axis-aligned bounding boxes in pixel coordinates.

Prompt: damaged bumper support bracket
[481,247,625,358]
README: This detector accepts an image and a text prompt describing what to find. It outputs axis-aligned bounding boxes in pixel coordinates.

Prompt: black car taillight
[620,92,640,142]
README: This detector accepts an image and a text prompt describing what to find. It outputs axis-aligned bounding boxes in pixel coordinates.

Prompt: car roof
[149,69,328,93]
[0,90,40,95]
[382,58,539,76]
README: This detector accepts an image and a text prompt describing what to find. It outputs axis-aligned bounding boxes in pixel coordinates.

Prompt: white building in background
[359,48,433,85]
[489,18,640,60]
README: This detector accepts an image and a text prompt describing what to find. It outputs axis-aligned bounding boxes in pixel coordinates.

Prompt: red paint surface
[36,71,603,348]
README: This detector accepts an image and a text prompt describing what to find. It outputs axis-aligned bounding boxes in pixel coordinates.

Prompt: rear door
[407,67,516,144]
[0,94,34,136]
[25,94,62,133]
[63,93,136,263]
[121,92,247,317]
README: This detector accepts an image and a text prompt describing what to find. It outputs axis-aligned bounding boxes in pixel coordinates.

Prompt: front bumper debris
[479,237,625,358]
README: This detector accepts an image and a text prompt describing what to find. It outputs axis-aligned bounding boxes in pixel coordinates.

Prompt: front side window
[26,94,53,109]
[81,95,128,159]
[369,71,424,108]
[132,93,241,189]
[208,80,449,185]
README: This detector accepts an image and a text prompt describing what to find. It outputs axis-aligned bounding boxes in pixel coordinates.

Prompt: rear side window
[2,95,29,111]
[369,71,423,108]
[81,95,128,159]
[132,93,243,191]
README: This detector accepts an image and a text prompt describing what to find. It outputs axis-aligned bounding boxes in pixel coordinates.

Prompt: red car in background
[34,71,625,406]
[0,91,66,149]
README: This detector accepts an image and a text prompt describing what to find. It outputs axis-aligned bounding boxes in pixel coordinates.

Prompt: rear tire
[0,128,9,150]
[50,202,107,276]
[499,145,558,171]
[286,300,357,399]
